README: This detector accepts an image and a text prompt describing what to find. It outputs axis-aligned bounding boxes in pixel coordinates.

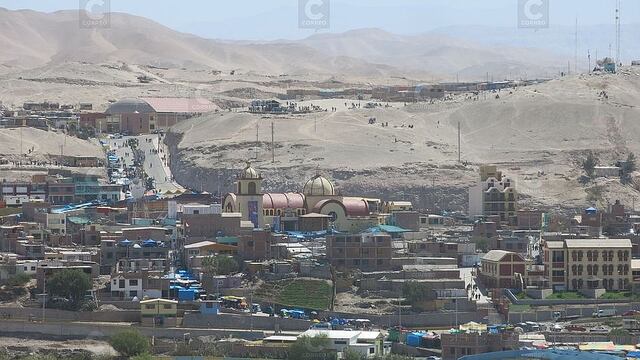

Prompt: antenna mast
[615,0,621,64]
[574,17,578,74]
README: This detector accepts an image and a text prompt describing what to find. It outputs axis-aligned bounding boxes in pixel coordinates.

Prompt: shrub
[109,329,150,357]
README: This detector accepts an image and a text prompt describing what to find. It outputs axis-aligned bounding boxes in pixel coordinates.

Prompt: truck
[592,309,616,318]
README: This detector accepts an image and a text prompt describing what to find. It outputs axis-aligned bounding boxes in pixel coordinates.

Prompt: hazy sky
[0,0,638,40]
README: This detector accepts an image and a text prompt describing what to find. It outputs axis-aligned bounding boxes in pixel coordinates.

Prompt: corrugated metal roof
[140,97,219,113]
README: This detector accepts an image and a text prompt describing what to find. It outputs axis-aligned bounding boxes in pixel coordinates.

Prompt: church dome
[240,162,260,179]
[303,174,335,196]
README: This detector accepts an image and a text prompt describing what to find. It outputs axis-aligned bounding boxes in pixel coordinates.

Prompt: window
[129,279,138,286]
[248,182,257,194]
[129,290,137,297]
[369,348,375,354]
[163,304,173,309]
[145,304,155,310]
[334,340,347,345]
[119,279,125,288]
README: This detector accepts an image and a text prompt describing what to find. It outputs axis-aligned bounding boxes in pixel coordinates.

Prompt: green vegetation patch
[256,279,332,310]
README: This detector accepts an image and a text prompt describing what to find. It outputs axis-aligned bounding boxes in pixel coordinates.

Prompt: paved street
[137,134,184,194]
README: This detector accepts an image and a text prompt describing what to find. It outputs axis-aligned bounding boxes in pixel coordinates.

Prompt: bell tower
[236,161,263,228]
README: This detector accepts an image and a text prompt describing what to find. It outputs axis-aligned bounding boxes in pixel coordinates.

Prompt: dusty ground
[0,336,117,357]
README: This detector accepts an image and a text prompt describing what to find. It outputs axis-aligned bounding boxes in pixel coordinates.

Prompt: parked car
[589,326,610,334]
[623,310,640,317]
[592,309,616,318]
[565,325,587,332]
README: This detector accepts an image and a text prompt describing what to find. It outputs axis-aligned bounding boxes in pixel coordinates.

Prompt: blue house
[199,300,220,315]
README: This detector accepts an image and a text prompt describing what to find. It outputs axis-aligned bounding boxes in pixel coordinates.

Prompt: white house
[299,329,389,359]
[110,274,143,299]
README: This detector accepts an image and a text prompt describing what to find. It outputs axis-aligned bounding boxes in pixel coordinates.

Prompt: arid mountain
[297,28,565,80]
[0,8,564,80]
[0,8,397,77]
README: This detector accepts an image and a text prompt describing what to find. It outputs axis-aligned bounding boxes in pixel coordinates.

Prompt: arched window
[578,265,583,275]
[587,251,592,261]
[609,251,614,261]
[624,265,629,275]
[248,182,257,194]
[609,279,614,289]
[572,251,577,261]
[618,279,624,289]
[571,279,577,290]
[618,250,623,261]
[587,265,592,276]
[603,279,608,290]
[624,251,629,261]
[624,278,630,289]
[609,264,614,275]
[593,264,599,275]
[237,182,242,194]
[618,265,623,275]
[572,265,577,275]
[593,251,599,261]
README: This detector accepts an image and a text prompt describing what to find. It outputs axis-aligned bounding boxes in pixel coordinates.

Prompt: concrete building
[299,329,388,358]
[468,165,517,222]
[441,331,519,360]
[105,97,217,135]
[480,250,527,289]
[326,232,392,271]
[543,238,632,292]
[140,298,178,327]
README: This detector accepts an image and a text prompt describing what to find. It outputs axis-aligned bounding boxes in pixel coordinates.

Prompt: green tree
[47,269,91,309]
[109,329,150,357]
[621,152,636,184]
[288,334,336,360]
[343,348,365,360]
[202,255,239,275]
[582,151,598,178]
[402,281,436,306]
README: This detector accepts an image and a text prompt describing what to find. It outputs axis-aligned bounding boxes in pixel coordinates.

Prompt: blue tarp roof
[366,225,410,233]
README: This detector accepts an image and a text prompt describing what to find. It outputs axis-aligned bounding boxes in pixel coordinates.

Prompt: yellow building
[140,298,178,327]
[543,239,632,292]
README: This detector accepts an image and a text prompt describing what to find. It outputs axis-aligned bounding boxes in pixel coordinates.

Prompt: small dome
[303,174,335,196]
[240,162,260,179]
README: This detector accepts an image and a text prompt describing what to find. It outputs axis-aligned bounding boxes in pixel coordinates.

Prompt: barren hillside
[168,69,640,211]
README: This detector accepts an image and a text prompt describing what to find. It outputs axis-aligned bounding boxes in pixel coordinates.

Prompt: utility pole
[615,0,621,64]
[588,49,591,74]
[255,121,259,160]
[271,121,275,163]
[574,17,578,74]
[457,121,461,163]
[41,275,46,322]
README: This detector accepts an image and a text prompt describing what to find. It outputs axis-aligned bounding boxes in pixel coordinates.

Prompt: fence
[0,307,140,322]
